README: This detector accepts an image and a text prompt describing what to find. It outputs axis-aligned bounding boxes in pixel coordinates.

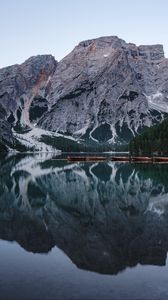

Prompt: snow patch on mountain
[146,91,168,112]
[13,127,61,152]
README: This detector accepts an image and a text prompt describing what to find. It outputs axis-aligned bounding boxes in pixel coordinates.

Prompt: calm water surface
[0,153,168,300]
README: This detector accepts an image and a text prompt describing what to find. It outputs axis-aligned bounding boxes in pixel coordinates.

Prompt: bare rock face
[38,36,168,144]
[0,55,57,131]
[0,103,14,150]
[1,36,168,149]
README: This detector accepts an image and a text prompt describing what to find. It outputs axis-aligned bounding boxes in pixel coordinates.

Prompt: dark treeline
[0,140,7,153]
[40,135,129,152]
[129,117,168,155]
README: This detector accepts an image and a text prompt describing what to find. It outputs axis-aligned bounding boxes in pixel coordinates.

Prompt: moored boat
[153,157,168,162]
[67,156,86,161]
[132,157,152,162]
[67,156,106,162]
[86,156,106,161]
[111,157,130,162]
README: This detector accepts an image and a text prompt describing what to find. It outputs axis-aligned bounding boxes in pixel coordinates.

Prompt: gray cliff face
[0,103,15,150]
[1,36,168,149]
[38,36,168,144]
[0,55,57,133]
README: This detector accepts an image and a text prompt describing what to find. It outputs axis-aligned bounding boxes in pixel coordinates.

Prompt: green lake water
[0,153,168,300]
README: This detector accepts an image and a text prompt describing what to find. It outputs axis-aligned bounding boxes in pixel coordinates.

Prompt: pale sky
[0,0,168,68]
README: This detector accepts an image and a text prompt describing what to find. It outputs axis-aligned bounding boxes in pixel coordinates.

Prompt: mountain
[38,36,168,145]
[0,55,57,151]
[1,36,168,151]
[0,55,57,127]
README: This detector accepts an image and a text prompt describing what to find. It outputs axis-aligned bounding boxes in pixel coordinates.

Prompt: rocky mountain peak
[1,36,168,150]
[138,44,165,61]
[38,36,168,145]
[78,35,126,49]
[20,55,57,81]
[0,54,57,133]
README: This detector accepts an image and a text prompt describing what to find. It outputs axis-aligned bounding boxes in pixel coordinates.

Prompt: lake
[0,153,168,300]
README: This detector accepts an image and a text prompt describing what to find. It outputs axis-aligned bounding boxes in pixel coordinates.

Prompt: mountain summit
[1,36,168,151]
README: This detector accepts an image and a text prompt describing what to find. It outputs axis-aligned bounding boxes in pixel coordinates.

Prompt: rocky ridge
[1,36,168,150]
[0,55,57,149]
[38,36,168,145]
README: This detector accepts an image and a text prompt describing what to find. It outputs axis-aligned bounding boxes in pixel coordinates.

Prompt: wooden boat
[67,156,106,162]
[86,156,106,161]
[111,157,130,162]
[67,155,168,163]
[132,156,152,162]
[67,156,86,161]
[153,157,168,162]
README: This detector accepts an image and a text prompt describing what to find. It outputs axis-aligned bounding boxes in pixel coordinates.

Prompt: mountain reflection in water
[0,153,168,275]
